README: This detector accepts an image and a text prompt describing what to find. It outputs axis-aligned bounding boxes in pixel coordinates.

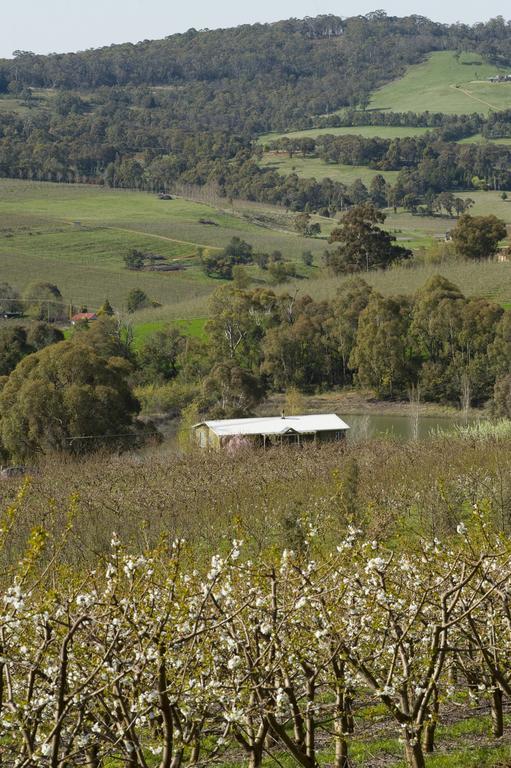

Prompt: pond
[346,413,479,442]
[156,412,482,447]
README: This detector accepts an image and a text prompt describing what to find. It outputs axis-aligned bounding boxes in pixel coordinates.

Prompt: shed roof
[71,312,98,322]
[194,414,350,437]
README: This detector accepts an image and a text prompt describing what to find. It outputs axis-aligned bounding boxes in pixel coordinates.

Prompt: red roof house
[71,312,98,324]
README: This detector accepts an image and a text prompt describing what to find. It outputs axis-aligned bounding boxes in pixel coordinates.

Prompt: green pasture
[2,180,511,320]
[132,316,207,349]
[305,191,511,305]
[459,133,511,145]
[370,51,511,115]
[0,88,58,116]
[456,190,511,221]
[258,125,432,143]
[260,153,399,186]
[0,179,328,310]
[304,257,511,307]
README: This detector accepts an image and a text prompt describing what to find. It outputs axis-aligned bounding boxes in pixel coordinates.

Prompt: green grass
[313,715,511,768]
[0,88,59,116]
[132,317,207,349]
[2,182,510,322]
[457,190,511,221]
[459,134,511,146]
[290,191,511,308]
[303,258,511,306]
[258,125,432,143]
[370,51,511,115]
[0,179,329,312]
[260,153,399,186]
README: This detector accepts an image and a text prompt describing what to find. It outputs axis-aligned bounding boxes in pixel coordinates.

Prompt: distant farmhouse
[488,74,511,83]
[71,312,98,324]
[193,413,350,449]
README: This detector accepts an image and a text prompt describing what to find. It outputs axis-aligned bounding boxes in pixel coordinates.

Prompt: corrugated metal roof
[71,312,98,321]
[194,414,350,437]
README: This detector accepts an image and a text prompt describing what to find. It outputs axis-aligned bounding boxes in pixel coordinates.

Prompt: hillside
[3,178,511,322]
[258,125,432,143]
[1,14,511,327]
[0,15,444,133]
[0,179,328,313]
[0,16,511,215]
[370,50,511,114]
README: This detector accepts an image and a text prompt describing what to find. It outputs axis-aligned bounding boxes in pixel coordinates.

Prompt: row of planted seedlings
[1,489,511,768]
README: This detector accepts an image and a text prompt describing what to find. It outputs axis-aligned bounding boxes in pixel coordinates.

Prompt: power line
[66,432,156,442]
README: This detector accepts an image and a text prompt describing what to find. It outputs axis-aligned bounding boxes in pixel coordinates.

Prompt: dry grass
[295,258,511,305]
[3,436,511,568]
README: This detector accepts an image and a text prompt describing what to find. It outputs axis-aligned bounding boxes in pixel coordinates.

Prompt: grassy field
[0,179,329,312]
[0,89,54,115]
[258,124,510,151]
[370,51,511,115]
[298,191,511,305]
[131,316,207,349]
[258,125,432,143]
[304,258,511,306]
[2,180,511,326]
[260,153,399,185]
[459,133,511,145]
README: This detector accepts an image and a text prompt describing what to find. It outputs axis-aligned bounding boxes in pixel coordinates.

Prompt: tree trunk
[334,730,349,768]
[187,737,201,767]
[423,688,439,753]
[346,688,355,734]
[404,736,426,768]
[170,748,184,768]
[267,714,316,768]
[491,687,504,738]
[331,658,354,768]
[423,720,437,753]
[248,741,265,768]
[305,677,315,761]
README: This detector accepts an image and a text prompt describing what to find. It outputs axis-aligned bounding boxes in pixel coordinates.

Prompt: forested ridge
[0,14,443,134]
[2,14,511,93]
[0,13,511,208]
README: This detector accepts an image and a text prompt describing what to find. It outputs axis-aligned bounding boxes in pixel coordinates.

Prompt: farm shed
[71,312,98,324]
[193,414,350,449]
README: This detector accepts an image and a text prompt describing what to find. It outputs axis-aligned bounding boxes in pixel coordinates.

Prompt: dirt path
[449,83,500,111]
[103,225,223,253]
[61,219,223,254]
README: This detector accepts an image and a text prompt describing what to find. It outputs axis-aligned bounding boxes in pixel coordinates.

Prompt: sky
[1,0,510,59]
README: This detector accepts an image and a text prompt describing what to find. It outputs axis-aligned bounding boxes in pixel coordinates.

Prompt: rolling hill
[370,50,511,114]
[0,179,329,314]
[1,15,511,329]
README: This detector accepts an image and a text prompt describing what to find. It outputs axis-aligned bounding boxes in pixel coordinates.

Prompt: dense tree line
[0,114,359,211]
[1,14,510,100]
[289,108,511,142]
[1,104,510,212]
[2,268,510,462]
[128,272,511,418]
[0,15,443,93]
[269,131,511,198]
[0,15,447,143]
[189,276,508,406]
[311,108,485,139]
